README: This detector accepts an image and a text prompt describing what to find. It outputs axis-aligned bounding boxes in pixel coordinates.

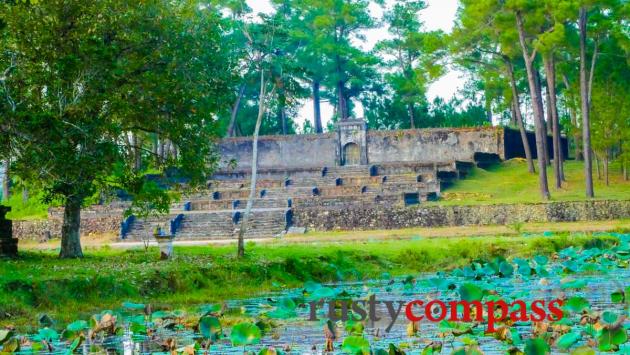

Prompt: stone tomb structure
[121,120,553,241]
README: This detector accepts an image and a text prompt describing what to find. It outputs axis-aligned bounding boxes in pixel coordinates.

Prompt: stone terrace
[122,160,472,241]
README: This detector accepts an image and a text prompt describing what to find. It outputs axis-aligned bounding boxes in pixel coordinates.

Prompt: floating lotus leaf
[199,315,222,341]
[459,283,484,302]
[565,296,590,313]
[304,281,322,293]
[199,304,221,315]
[308,286,336,301]
[524,338,550,355]
[499,261,514,277]
[601,311,621,326]
[561,278,586,290]
[610,290,625,303]
[130,321,147,335]
[34,327,59,342]
[556,332,581,350]
[66,320,88,332]
[230,322,261,346]
[598,327,628,351]
[341,336,370,354]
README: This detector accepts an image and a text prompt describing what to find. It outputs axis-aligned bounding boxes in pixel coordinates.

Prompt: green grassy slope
[438,159,630,205]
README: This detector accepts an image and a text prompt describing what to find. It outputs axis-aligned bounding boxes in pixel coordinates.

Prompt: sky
[245,0,464,130]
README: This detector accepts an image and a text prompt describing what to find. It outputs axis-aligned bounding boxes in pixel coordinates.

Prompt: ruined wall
[13,206,122,241]
[218,127,505,171]
[293,199,630,230]
[218,133,338,171]
[366,127,504,164]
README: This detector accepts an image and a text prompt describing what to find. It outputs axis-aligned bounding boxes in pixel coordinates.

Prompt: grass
[0,230,622,331]
[436,159,630,205]
[2,189,50,220]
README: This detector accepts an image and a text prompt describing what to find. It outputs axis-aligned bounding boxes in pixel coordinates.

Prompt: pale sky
[245,0,463,130]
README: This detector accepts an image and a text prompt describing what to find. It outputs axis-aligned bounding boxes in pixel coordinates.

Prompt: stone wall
[219,133,338,170]
[293,200,630,230]
[218,127,505,171]
[366,127,504,163]
[13,206,122,241]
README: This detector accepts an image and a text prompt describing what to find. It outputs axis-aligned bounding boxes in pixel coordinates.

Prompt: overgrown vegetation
[0,233,618,330]
[437,159,630,205]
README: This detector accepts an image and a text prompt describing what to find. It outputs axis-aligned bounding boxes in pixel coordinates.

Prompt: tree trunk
[562,74,582,160]
[313,80,323,133]
[408,103,416,128]
[60,196,83,258]
[505,59,535,174]
[515,12,550,200]
[579,7,594,198]
[278,91,288,135]
[237,71,273,258]
[337,81,347,120]
[536,70,550,166]
[509,103,517,126]
[604,149,609,186]
[543,54,562,189]
[22,188,28,203]
[132,133,142,171]
[2,159,9,201]
[595,152,601,179]
[227,84,246,137]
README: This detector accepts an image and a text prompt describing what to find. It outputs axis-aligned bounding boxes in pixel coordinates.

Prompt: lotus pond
[1,233,629,354]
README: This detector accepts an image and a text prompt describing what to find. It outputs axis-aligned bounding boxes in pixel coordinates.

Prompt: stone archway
[342,142,361,166]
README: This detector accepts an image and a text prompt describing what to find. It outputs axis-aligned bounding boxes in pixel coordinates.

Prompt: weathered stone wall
[218,127,505,171]
[366,127,504,163]
[219,133,338,170]
[293,200,630,230]
[13,206,122,241]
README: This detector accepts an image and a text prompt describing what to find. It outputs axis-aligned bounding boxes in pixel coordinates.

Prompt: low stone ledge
[13,215,120,241]
[292,199,630,231]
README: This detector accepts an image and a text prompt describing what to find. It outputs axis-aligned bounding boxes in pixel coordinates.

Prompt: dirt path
[18,219,629,250]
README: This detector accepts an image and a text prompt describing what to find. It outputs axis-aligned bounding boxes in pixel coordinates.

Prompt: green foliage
[0,0,234,256]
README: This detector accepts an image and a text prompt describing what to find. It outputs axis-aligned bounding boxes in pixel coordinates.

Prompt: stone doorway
[342,142,360,166]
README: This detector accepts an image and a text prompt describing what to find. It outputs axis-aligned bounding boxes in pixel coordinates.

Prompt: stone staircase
[121,160,470,242]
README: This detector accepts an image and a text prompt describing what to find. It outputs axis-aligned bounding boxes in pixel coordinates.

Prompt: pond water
[6,234,630,354]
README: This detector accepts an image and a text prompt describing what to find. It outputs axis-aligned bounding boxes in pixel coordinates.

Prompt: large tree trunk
[515,12,550,200]
[2,159,9,201]
[337,81,347,120]
[579,7,594,198]
[313,80,323,133]
[543,54,562,189]
[408,103,416,128]
[562,74,582,160]
[60,196,83,258]
[227,84,246,137]
[535,70,550,166]
[237,71,273,258]
[505,59,535,174]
